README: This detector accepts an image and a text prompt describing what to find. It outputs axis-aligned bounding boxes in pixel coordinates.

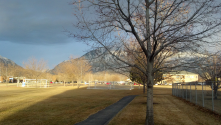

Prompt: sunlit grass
[109,86,221,125]
[0,86,142,125]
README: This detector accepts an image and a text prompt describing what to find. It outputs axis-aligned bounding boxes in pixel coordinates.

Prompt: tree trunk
[214,83,218,99]
[145,61,154,125]
[143,81,146,94]
[78,80,79,88]
[146,84,154,125]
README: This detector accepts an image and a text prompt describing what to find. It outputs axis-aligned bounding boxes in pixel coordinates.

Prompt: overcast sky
[0,0,90,69]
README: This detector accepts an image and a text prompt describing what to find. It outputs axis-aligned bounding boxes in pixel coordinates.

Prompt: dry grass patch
[0,86,142,125]
[110,86,221,125]
[109,95,146,125]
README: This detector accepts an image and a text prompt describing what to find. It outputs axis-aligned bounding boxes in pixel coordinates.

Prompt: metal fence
[172,82,221,114]
[0,82,87,88]
[0,81,134,90]
[87,81,134,90]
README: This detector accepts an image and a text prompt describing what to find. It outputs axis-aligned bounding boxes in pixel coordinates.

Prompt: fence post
[202,82,204,107]
[113,82,115,89]
[177,84,179,97]
[174,84,176,96]
[172,84,174,95]
[190,83,191,102]
[176,83,178,96]
[174,84,175,96]
[186,83,187,100]
[95,82,96,88]
[175,84,177,96]
[108,82,111,89]
[175,84,176,96]
[130,83,132,90]
[182,84,183,98]
[212,82,214,111]
[172,84,173,95]
[195,82,197,105]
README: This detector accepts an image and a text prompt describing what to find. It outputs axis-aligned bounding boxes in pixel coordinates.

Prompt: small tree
[23,57,48,85]
[72,57,92,88]
[56,56,92,87]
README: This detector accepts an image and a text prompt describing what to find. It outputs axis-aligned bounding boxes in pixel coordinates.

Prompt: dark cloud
[0,0,91,69]
[0,0,77,45]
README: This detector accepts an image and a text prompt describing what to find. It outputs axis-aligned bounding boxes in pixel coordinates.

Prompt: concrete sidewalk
[75,95,137,125]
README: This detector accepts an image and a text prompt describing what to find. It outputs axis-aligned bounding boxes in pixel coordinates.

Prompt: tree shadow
[0,88,106,125]
[0,87,141,125]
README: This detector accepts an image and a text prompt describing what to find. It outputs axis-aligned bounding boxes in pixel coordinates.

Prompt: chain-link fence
[172,82,221,114]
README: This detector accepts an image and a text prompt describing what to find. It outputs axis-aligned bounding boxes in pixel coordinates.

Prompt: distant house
[161,71,198,84]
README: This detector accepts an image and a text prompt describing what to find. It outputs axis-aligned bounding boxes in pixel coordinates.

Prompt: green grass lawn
[0,86,142,125]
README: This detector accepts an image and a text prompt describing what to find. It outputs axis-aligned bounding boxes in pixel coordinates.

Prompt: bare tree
[195,53,221,99]
[72,57,92,88]
[23,57,48,83]
[56,56,92,87]
[71,0,221,124]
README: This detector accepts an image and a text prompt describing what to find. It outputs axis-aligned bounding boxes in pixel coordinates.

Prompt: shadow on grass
[0,87,141,125]
[0,87,88,125]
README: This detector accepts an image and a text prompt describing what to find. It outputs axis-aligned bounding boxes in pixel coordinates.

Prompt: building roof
[164,71,198,75]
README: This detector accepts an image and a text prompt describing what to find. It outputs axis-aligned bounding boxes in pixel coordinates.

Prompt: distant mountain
[0,55,19,66]
[50,47,127,74]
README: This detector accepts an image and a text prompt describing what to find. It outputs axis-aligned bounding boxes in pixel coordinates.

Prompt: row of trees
[0,56,129,86]
[52,56,91,87]
[52,56,128,87]
[0,62,23,82]
[0,57,50,82]
[0,57,91,85]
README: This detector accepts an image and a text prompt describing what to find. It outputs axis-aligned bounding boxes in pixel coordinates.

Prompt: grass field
[110,86,221,125]
[0,85,221,125]
[0,85,142,125]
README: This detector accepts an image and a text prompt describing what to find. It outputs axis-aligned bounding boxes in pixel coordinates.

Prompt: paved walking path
[75,95,137,125]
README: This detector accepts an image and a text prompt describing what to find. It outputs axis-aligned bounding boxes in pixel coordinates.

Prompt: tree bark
[146,84,154,125]
[214,82,218,99]
[142,77,146,93]
[143,82,145,94]
[145,61,154,125]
